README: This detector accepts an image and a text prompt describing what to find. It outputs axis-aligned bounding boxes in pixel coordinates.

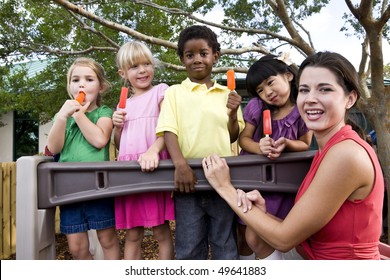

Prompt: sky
[294,1,390,68]
[202,1,390,70]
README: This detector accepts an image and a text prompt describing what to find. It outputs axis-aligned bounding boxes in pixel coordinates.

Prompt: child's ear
[118,69,126,79]
[213,51,220,64]
[286,71,294,82]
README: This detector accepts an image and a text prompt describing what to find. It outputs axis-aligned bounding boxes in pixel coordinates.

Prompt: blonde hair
[116,41,156,72]
[66,57,111,106]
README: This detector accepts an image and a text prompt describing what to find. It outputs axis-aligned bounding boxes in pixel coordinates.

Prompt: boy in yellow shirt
[156,25,244,259]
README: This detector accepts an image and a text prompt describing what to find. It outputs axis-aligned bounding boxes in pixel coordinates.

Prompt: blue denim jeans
[174,191,239,260]
[60,198,115,234]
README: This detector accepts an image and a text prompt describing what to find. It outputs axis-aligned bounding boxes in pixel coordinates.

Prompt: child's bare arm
[138,137,165,172]
[165,131,197,193]
[112,110,126,150]
[226,91,241,143]
[267,131,313,159]
[47,99,81,154]
[73,110,113,149]
[279,130,313,152]
[239,122,271,155]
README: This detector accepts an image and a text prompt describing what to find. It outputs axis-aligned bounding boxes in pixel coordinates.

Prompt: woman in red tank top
[202,52,384,260]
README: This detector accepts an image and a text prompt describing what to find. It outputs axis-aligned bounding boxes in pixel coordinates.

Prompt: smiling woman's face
[297,66,356,135]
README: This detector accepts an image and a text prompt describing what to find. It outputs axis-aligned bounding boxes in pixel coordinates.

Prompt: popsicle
[118,87,128,109]
[227,69,236,90]
[263,109,272,137]
[75,91,85,104]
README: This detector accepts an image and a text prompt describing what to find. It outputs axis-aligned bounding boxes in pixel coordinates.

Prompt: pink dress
[296,125,384,259]
[115,83,175,229]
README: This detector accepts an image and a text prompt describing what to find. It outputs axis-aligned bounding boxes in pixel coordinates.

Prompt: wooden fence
[1,162,16,259]
[0,141,118,259]
[1,160,71,260]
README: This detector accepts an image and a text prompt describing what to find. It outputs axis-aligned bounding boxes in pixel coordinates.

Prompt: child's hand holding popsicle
[57,92,86,120]
[112,87,128,129]
[259,110,285,159]
[72,90,92,115]
[226,69,242,117]
[226,69,242,143]
[258,109,274,157]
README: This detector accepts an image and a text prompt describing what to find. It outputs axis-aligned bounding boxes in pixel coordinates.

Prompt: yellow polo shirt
[156,78,244,158]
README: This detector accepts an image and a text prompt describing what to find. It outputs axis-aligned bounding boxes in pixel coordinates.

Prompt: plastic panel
[37,151,316,209]
[16,156,56,260]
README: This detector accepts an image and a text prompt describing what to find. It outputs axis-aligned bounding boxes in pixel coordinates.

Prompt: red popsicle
[75,91,85,104]
[263,109,272,137]
[118,87,128,109]
[227,69,236,90]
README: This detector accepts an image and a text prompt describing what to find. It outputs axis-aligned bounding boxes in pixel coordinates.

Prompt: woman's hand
[236,188,252,212]
[202,153,233,193]
[237,189,267,213]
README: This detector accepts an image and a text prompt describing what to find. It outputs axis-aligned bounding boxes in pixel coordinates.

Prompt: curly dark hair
[177,25,221,58]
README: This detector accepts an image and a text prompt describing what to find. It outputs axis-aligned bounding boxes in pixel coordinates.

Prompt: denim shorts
[60,198,115,234]
[174,191,239,260]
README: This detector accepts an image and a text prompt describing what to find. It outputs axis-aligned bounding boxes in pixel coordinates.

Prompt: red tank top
[296,125,384,259]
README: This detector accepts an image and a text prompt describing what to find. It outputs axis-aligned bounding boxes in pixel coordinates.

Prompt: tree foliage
[385,63,390,77]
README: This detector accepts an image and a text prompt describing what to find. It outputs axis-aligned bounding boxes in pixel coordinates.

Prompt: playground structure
[15,151,390,260]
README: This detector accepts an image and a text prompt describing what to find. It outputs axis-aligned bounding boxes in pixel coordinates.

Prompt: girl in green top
[47,57,120,260]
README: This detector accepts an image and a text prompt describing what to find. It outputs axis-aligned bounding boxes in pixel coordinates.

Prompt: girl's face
[69,65,102,105]
[255,72,293,108]
[180,39,219,85]
[297,66,357,135]
[120,60,154,94]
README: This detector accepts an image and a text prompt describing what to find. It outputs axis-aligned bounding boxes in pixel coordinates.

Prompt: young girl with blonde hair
[113,41,175,260]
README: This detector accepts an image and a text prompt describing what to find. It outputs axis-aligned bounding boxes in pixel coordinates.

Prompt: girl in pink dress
[112,41,174,260]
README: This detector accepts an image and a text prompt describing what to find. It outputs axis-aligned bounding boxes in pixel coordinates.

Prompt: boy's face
[180,39,219,84]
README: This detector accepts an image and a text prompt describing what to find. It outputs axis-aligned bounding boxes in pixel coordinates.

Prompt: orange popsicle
[263,109,272,137]
[227,69,236,90]
[75,91,85,104]
[118,87,128,109]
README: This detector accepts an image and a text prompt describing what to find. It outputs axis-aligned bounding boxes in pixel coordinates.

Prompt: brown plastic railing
[37,151,316,209]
